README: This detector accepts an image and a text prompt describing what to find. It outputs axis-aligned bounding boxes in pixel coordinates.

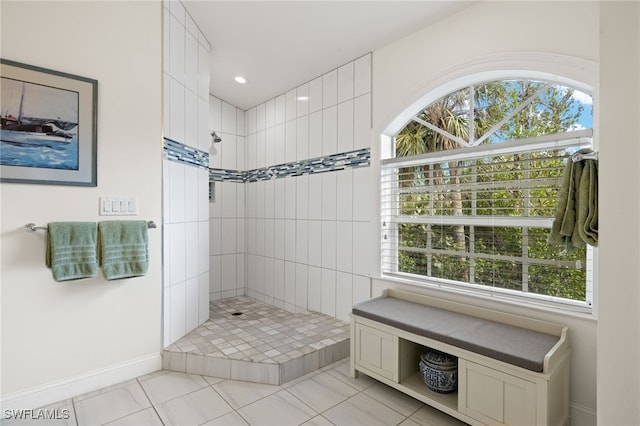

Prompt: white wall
[0,0,163,407]
[597,2,640,425]
[162,0,211,346]
[371,2,603,424]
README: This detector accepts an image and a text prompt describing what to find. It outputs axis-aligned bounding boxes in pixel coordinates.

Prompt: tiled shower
[210,54,373,323]
[164,0,374,348]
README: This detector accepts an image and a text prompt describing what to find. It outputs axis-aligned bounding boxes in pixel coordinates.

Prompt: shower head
[211,131,222,143]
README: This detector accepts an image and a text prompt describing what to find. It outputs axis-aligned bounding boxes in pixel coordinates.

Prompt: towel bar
[25,221,157,233]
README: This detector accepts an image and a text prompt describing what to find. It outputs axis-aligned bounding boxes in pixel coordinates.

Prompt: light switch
[100,197,138,216]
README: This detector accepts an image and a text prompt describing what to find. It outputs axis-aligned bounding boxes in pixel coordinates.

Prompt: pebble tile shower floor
[162,297,351,385]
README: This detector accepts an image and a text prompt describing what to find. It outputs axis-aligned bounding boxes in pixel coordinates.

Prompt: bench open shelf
[350,289,570,426]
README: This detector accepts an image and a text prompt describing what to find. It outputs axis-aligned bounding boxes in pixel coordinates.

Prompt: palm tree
[395,89,470,280]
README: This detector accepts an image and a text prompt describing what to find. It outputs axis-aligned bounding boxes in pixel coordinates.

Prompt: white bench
[350,289,570,426]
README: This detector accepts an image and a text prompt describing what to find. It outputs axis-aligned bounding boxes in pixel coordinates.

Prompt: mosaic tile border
[209,147,370,183]
[164,137,209,170]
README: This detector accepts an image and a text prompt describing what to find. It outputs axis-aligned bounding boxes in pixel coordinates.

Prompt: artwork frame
[0,59,98,186]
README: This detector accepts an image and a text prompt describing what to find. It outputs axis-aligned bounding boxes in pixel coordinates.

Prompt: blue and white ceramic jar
[419,349,458,394]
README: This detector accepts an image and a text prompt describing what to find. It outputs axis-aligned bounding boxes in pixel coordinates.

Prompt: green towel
[549,152,598,252]
[99,220,148,280]
[46,222,98,281]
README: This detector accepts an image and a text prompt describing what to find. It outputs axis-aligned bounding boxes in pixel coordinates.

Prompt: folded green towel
[549,151,598,252]
[46,222,98,281]
[99,220,148,280]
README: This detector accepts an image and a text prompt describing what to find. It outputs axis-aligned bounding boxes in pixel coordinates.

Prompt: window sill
[374,273,597,322]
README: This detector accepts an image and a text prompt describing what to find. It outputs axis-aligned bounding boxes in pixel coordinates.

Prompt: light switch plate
[100,197,138,216]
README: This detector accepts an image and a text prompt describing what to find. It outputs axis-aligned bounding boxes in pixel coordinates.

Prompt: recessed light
[234,76,247,84]
[297,96,309,101]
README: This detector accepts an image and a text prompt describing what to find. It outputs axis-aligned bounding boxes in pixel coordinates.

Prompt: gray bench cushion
[352,296,560,372]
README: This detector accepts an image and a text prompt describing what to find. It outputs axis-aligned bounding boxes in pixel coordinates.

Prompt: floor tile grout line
[135,376,166,426]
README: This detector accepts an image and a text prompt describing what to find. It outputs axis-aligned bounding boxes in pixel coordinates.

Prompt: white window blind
[381,130,593,306]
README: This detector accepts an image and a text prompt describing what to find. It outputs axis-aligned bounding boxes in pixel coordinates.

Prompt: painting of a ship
[1,80,78,147]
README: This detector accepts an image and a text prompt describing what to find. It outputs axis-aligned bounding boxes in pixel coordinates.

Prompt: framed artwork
[0,59,97,186]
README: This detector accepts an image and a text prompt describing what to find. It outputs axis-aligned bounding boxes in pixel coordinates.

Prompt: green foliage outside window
[393,80,592,302]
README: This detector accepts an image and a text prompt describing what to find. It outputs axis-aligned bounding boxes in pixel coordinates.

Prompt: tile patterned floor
[2,297,468,425]
[162,297,351,385]
[4,359,468,426]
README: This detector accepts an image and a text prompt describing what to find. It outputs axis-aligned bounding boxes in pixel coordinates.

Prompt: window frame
[379,75,597,315]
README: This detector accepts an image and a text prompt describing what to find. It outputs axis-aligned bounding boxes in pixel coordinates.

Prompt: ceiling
[183,1,475,111]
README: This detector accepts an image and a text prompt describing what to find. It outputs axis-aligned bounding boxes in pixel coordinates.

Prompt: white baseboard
[570,401,597,426]
[0,353,162,411]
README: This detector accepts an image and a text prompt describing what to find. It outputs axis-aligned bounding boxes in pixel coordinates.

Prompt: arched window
[381,78,594,310]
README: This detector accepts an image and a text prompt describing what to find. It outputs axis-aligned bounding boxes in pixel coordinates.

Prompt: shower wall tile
[209,218,221,256]
[352,222,372,276]
[354,93,371,150]
[273,219,285,260]
[322,105,337,156]
[308,173,322,221]
[336,221,353,273]
[186,222,199,278]
[209,53,373,321]
[285,261,296,307]
[309,76,323,113]
[285,120,297,163]
[168,14,185,82]
[185,89,199,148]
[322,70,337,108]
[336,272,353,322]
[273,259,285,302]
[198,222,209,275]
[169,77,185,145]
[352,166,372,222]
[198,272,209,324]
[321,269,336,317]
[286,89,297,121]
[307,266,322,313]
[246,107,256,136]
[169,223,186,285]
[222,101,237,134]
[275,123,286,165]
[295,220,308,264]
[185,31,198,91]
[185,166,199,222]
[321,222,337,270]
[295,264,308,310]
[221,255,236,292]
[337,99,354,153]
[296,116,309,160]
[307,221,322,267]
[321,172,336,220]
[199,98,209,152]
[275,94,286,125]
[265,127,275,168]
[170,281,186,343]
[265,99,275,128]
[186,277,199,331]
[354,54,371,97]
[336,169,353,221]
[308,111,322,159]
[295,175,309,220]
[338,62,354,104]
[284,220,296,262]
[198,168,209,221]
[256,103,265,131]
[297,83,310,117]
